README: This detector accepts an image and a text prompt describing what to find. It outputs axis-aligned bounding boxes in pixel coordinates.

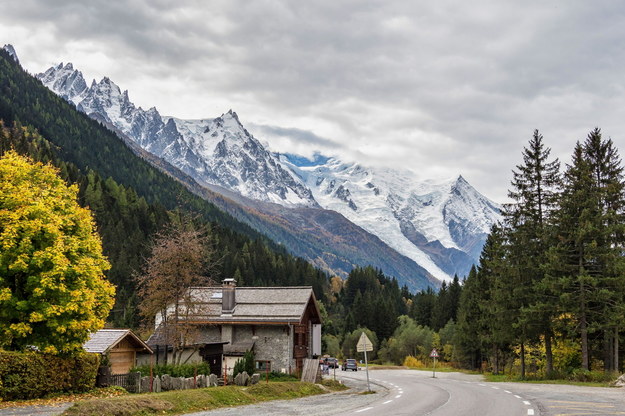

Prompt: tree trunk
[545,333,553,377]
[604,330,613,372]
[520,342,526,379]
[580,274,589,371]
[615,327,619,372]
[493,344,499,374]
[581,312,589,371]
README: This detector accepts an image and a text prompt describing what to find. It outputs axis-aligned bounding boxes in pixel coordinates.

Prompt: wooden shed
[83,329,153,374]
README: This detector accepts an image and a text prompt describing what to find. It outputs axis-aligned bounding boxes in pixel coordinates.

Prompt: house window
[256,360,271,372]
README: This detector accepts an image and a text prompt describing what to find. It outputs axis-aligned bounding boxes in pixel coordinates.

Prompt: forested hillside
[0,49,328,327]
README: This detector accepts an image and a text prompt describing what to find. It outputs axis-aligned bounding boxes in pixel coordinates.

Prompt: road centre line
[491,386,500,389]
[523,401,531,405]
[479,383,486,386]
[514,395,522,399]
[395,395,401,399]
[504,390,512,394]
[383,400,392,404]
[355,407,373,413]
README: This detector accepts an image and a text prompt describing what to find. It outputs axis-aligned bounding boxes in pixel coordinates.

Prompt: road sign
[430,348,439,358]
[357,332,373,352]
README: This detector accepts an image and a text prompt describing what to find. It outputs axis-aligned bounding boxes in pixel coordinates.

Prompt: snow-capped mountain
[37,64,316,207]
[37,59,501,284]
[281,156,501,281]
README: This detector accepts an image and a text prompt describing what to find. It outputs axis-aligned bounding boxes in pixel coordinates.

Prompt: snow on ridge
[285,155,502,281]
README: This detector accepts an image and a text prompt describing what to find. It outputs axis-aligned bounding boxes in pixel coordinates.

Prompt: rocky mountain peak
[2,44,19,64]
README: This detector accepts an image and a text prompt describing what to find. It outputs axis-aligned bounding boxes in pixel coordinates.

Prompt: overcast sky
[2,0,625,202]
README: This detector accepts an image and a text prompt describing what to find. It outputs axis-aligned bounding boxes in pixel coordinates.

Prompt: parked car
[325,357,339,368]
[342,358,358,371]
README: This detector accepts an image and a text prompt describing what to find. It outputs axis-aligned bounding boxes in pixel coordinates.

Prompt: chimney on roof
[222,278,236,315]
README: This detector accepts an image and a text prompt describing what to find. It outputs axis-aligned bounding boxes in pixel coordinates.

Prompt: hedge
[0,350,100,400]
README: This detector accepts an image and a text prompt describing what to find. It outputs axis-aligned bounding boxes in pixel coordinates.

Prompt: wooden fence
[99,372,141,393]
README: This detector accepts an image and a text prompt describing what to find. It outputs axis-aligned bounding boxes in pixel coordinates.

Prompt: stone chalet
[141,279,322,376]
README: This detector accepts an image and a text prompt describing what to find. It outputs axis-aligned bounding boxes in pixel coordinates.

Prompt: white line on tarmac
[504,390,512,394]
[383,400,392,404]
[514,395,522,399]
[527,409,534,415]
[523,401,531,406]
[355,407,373,413]
[491,386,500,390]
[395,395,401,399]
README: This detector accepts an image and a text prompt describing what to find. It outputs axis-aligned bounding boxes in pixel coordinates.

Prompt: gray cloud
[2,0,625,201]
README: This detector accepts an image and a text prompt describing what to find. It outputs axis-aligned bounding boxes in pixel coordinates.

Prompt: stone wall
[246,325,293,373]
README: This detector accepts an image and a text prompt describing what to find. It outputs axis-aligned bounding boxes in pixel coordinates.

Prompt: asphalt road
[188,368,625,416]
[335,369,535,416]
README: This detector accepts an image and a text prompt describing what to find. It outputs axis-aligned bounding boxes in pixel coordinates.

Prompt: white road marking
[514,395,522,399]
[383,400,392,404]
[355,407,373,413]
[527,410,534,415]
[491,386,500,390]
[479,383,486,386]
[523,401,531,406]
[395,395,401,399]
[504,390,512,394]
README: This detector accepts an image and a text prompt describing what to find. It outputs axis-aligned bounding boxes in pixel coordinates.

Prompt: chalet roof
[83,329,153,354]
[184,286,321,325]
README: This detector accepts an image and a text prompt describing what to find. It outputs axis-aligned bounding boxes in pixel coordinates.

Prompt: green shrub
[267,371,299,381]
[569,369,618,383]
[0,350,100,400]
[233,350,255,378]
[132,362,210,378]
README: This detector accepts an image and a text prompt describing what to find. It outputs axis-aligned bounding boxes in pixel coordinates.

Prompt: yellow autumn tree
[0,151,115,355]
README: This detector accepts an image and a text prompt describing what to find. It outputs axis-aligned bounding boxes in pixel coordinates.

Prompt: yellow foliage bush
[403,356,425,368]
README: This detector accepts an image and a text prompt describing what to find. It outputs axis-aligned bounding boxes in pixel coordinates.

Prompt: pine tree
[504,130,561,376]
[546,142,600,370]
[455,264,489,369]
[582,128,625,371]
[478,224,513,374]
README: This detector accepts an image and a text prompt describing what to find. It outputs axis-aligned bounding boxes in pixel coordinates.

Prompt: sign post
[357,332,374,392]
[430,348,439,378]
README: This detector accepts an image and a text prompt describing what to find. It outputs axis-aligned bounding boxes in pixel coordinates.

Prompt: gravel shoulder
[0,403,72,416]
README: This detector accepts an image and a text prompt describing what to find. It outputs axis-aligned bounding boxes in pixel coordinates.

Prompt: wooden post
[266,360,270,384]
[150,354,154,393]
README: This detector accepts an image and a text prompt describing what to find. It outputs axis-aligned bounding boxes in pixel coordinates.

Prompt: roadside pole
[364,348,370,392]
[357,332,374,392]
[430,348,439,378]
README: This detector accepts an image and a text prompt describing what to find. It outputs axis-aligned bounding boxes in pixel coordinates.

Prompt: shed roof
[83,329,153,354]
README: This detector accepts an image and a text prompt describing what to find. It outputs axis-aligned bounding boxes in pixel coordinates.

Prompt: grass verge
[483,373,612,387]
[63,381,342,416]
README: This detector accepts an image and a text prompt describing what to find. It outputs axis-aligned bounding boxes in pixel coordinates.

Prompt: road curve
[186,369,537,416]
[335,369,535,416]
